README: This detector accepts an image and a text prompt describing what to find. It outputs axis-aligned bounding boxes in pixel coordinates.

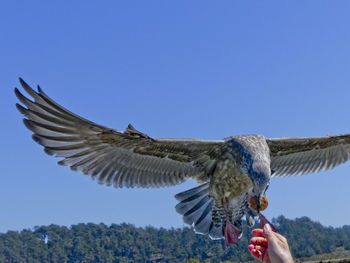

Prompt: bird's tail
[175,184,258,243]
[174,183,223,240]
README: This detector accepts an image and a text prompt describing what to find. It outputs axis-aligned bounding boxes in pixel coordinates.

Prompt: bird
[14,78,350,245]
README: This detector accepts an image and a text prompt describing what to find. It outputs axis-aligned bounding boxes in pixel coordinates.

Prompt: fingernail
[264,224,271,232]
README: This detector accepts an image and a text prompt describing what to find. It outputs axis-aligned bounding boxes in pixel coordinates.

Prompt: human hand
[248,224,294,263]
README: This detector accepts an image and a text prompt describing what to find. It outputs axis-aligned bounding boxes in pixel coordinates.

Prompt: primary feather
[15,78,224,188]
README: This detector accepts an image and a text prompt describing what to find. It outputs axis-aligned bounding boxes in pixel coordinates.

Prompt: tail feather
[193,199,213,234]
[183,195,211,225]
[175,184,256,243]
[208,223,224,240]
[175,183,215,235]
[175,183,209,201]
[175,182,210,216]
[175,192,209,215]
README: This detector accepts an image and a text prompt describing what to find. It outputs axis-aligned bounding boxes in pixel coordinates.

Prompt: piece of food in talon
[249,195,268,211]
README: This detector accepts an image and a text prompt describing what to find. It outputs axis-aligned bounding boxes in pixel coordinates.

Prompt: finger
[248,244,265,262]
[252,228,265,237]
[255,245,267,254]
[251,248,263,261]
[250,237,268,247]
[249,248,261,259]
[254,245,262,251]
[248,244,255,251]
[263,224,279,247]
[248,245,259,256]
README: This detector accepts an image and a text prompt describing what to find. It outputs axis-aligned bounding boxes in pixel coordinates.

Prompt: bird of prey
[15,78,350,245]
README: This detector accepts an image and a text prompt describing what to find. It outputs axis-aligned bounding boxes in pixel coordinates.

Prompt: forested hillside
[1,216,349,263]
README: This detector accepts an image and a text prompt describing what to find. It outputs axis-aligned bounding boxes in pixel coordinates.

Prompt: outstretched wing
[266,135,350,177]
[15,78,224,188]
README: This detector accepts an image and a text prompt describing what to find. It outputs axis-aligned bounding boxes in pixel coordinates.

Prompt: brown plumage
[15,78,350,245]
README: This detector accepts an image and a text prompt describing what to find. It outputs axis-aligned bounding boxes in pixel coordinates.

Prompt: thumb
[264,224,277,244]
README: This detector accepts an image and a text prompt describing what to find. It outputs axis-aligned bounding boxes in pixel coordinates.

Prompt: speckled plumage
[15,78,350,245]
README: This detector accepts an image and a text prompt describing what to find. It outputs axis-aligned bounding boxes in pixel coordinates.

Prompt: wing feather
[15,78,224,188]
[267,135,350,177]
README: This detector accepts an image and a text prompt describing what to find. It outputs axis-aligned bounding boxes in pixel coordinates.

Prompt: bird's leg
[222,198,241,245]
[222,197,229,212]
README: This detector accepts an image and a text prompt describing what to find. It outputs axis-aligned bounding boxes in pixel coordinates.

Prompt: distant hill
[1,216,349,263]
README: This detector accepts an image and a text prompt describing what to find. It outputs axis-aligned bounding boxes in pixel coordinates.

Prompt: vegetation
[0,216,349,263]
[295,246,350,263]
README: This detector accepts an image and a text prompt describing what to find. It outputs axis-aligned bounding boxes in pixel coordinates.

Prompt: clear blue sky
[1,1,350,233]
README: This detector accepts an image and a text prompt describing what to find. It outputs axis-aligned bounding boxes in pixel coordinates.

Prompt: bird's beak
[248,193,269,213]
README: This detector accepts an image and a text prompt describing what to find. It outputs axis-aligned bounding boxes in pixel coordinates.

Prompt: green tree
[0,216,349,262]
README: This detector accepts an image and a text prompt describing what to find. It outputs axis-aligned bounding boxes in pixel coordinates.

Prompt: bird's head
[249,162,271,212]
